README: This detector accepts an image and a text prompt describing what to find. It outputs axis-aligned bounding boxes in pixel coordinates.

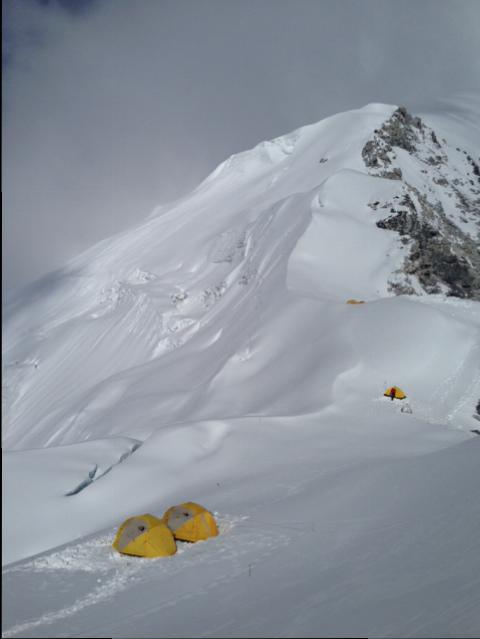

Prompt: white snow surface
[2,97,480,638]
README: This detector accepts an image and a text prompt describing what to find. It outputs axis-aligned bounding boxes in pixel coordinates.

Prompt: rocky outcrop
[362,107,480,300]
[376,189,480,299]
[363,107,421,159]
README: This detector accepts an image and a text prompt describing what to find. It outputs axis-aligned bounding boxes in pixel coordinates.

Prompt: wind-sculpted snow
[2,96,480,638]
[2,96,480,451]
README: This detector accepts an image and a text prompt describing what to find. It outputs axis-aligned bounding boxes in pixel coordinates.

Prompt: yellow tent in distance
[163,502,219,542]
[346,299,365,305]
[384,386,407,400]
[112,514,177,558]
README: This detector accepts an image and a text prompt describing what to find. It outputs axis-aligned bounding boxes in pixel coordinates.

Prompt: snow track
[3,441,479,638]
[2,515,288,638]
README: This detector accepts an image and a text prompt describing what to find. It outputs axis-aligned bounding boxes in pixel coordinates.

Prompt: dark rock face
[407,238,478,299]
[375,194,480,299]
[362,106,480,300]
[362,107,431,172]
[467,155,480,181]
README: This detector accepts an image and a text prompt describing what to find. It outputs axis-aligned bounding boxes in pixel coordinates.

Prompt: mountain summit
[3,98,480,450]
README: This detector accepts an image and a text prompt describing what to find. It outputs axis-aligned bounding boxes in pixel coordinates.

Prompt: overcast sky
[3,0,480,295]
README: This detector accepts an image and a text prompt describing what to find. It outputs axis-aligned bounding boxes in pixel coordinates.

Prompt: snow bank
[2,437,140,564]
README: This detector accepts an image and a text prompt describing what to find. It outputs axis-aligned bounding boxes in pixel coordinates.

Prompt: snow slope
[3,436,479,638]
[3,99,479,449]
[2,95,480,637]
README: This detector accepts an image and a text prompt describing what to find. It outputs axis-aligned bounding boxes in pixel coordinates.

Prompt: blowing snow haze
[3,0,480,296]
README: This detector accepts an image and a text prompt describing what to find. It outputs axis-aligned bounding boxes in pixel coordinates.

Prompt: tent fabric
[346,299,365,304]
[163,502,218,542]
[384,386,407,400]
[112,514,177,557]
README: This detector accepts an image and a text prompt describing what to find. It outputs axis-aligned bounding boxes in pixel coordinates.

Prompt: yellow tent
[112,514,177,558]
[384,386,407,400]
[163,502,218,542]
[346,299,365,305]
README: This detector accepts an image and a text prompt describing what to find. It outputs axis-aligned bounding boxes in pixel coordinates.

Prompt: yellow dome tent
[346,299,365,305]
[112,514,177,558]
[384,386,407,400]
[163,502,218,542]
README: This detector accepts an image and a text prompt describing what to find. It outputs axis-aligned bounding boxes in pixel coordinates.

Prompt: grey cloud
[3,0,480,297]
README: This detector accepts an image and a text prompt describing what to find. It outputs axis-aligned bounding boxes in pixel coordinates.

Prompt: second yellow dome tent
[163,502,219,542]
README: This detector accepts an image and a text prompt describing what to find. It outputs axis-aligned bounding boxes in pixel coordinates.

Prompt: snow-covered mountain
[3,97,479,449]
[3,95,480,638]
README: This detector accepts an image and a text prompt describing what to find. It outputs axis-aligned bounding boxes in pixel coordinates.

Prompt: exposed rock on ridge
[363,107,480,299]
